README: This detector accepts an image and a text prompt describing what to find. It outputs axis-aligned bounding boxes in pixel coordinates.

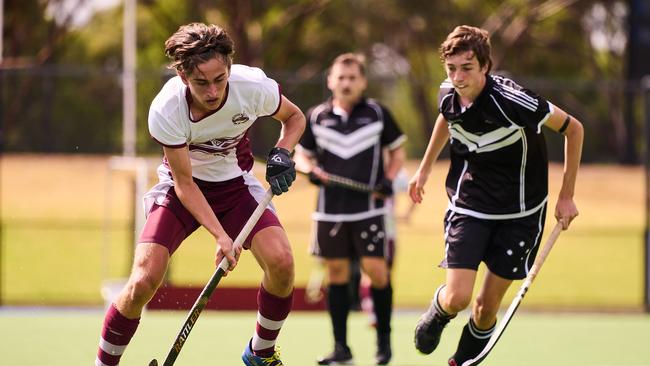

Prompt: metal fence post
[641,75,650,313]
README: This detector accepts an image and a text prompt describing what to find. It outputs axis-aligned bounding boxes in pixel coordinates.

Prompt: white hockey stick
[462,222,563,366]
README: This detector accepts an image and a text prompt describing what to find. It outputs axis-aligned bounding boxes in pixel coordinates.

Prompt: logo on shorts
[231,113,249,125]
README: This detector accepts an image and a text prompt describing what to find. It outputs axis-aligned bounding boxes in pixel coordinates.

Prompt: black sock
[348,261,362,311]
[327,283,350,346]
[452,317,495,364]
[371,283,392,336]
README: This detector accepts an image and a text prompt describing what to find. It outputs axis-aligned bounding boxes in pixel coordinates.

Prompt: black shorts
[441,205,547,280]
[313,216,387,259]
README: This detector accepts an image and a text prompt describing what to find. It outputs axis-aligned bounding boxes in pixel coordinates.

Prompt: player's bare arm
[163,146,240,271]
[371,145,406,199]
[409,113,450,204]
[263,95,306,195]
[271,95,307,151]
[385,145,407,181]
[544,106,584,229]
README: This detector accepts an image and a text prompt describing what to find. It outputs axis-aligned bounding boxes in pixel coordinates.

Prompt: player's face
[180,57,230,113]
[444,51,487,102]
[327,63,367,105]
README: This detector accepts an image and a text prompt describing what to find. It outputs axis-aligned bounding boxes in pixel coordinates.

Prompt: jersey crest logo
[188,132,246,156]
[231,113,250,125]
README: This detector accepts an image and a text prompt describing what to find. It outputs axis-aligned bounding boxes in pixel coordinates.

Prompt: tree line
[2,0,643,163]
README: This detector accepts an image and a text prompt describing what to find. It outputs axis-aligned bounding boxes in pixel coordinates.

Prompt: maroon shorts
[138,175,281,255]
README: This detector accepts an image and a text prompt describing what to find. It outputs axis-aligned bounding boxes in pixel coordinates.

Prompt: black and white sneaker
[317,343,353,365]
[414,310,455,354]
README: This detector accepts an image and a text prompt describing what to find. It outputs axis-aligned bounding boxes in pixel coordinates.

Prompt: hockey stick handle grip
[217,189,274,272]
[527,221,563,282]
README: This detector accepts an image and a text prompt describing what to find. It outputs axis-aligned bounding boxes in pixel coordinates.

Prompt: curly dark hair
[164,23,235,75]
[439,25,493,73]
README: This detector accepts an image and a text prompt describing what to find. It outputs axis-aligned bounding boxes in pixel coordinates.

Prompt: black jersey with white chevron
[438,74,553,219]
[299,97,406,221]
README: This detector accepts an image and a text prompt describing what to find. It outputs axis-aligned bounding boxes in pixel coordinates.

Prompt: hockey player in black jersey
[409,25,584,366]
[295,53,407,365]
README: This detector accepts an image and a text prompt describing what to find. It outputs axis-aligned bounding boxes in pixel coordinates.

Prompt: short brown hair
[164,23,235,75]
[439,25,492,73]
[329,53,366,76]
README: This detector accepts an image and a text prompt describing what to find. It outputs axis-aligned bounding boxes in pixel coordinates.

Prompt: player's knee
[326,261,349,283]
[369,275,389,288]
[473,295,498,324]
[124,273,161,306]
[267,254,295,287]
[442,289,471,313]
[365,268,389,288]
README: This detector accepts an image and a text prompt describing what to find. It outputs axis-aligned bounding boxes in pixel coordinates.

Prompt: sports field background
[1,155,649,366]
[0,154,645,310]
[0,309,648,365]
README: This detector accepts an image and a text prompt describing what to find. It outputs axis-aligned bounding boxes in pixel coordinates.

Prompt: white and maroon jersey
[439,74,553,219]
[148,64,281,182]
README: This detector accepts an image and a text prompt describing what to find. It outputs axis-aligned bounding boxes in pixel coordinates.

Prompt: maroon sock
[250,285,293,357]
[95,304,140,366]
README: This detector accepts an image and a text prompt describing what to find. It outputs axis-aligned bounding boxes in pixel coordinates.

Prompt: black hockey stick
[461,222,563,366]
[148,189,274,366]
[253,156,373,193]
[313,170,373,193]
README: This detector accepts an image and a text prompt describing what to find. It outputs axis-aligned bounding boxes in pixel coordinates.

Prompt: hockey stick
[254,156,373,193]
[461,221,563,366]
[304,257,326,303]
[148,189,274,366]
[318,171,373,193]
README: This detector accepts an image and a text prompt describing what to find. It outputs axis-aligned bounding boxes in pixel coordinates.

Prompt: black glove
[308,171,323,186]
[266,147,296,195]
[373,177,394,197]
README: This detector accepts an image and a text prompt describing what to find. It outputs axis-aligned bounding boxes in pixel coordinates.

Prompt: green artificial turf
[0,309,648,365]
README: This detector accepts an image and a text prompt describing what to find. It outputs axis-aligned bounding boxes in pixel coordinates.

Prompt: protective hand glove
[373,177,394,197]
[266,147,296,195]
